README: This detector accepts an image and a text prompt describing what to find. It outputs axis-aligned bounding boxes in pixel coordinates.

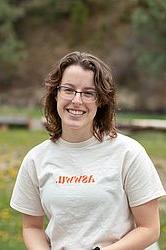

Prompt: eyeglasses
[57,85,97,103]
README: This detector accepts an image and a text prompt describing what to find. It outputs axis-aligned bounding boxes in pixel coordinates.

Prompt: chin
[67,123,84,130]
[64,119,88,130]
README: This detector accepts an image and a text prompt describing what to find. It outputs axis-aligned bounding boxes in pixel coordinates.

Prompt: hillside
[0,0,165,112]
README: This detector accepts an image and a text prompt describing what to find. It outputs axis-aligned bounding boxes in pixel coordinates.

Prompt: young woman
[10,51,165,250]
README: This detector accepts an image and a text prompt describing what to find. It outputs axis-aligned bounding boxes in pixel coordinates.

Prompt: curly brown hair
[44,51,117,142]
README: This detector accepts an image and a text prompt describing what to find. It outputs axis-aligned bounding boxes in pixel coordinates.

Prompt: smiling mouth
[66,109,86,115]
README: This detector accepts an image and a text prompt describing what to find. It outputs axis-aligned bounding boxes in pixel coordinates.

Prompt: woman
[10,51,165,250]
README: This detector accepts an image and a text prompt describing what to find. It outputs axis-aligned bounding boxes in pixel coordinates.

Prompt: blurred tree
[0,0,165,110]
[131,0,166,78]
[130,0,166,110]
[70,0,89,44]
[0,0,26,82]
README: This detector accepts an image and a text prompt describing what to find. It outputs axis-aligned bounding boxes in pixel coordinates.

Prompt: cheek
[56,97,68,118]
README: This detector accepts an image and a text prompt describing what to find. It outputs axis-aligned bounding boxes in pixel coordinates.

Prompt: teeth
[67,109,85,115]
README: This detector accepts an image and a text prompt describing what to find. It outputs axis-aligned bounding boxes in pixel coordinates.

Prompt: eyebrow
[61,83,96,91]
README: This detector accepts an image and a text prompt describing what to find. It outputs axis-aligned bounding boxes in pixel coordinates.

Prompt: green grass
[0,129,48,148]
[0,105,44,118]
[0,129,165,249]
[117,112,166,121]
[160,210,166,250]
[0,130,48,249]
[128,131,166,159]
[0,189,25,249]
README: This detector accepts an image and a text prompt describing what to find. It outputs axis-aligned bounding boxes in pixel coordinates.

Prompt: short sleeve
[123,147,166,207]
[10,152,45,216]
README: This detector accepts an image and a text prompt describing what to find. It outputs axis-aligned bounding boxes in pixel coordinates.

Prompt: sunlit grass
[0,129,48,147]
[117,112,166,121]
[159,210,166,250]
[0,130,48,249]
[0,188,25,249]
[0,105,43,118]
[128,131,166,159]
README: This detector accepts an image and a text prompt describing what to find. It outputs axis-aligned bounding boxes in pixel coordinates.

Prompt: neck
[61,129,93,143]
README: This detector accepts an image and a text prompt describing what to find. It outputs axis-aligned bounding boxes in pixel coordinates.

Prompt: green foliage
[0,0,166,103]
[24,0,74,21]
[0,0,24,21]
[70,0,89,43]
[71,0,89,29]
[0,23,25,63]
[131,0,166,77]
[0,0,26,81]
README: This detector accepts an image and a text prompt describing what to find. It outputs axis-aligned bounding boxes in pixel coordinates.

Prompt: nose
[71,92,83,104]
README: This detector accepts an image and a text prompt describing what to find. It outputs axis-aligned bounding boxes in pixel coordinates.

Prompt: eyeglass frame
[56,85,98,103]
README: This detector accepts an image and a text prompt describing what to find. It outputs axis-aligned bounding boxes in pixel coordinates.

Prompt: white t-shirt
[10,133,166,250]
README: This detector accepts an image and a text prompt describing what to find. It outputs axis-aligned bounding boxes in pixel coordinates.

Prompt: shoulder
[107,133,145,156]
[19,139,57,173]
[116,133,143,148]
[25,139,55,160]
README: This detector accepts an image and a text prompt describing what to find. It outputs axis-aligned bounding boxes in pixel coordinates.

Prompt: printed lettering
[58,176,62,183]
[74,176,82,183]
[58,176,66,184]
[66,176,74,183]
[56,175,96,184]
[82,175,88,183]
[88,175,95,183]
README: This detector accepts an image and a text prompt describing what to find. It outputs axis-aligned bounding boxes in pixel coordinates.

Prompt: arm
[102,199,160,250]
[22,214,50,250]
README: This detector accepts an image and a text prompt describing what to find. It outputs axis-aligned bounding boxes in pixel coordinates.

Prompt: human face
[56,65,98,142]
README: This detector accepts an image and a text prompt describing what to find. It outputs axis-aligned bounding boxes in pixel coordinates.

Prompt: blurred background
[0,0,166,111]
[0,0,166,249]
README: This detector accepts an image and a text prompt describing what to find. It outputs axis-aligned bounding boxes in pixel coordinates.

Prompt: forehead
[61,65,94,88]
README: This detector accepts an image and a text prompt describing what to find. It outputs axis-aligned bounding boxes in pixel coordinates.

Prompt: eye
[63,87,74,94]
[83,91,96,98]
